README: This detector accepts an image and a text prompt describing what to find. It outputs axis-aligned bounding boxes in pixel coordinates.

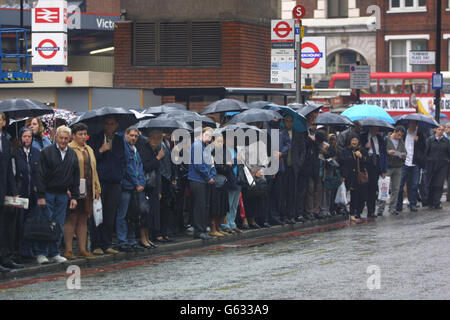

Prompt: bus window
[443,79,450,94]
[334,79,350,88]
[379,79,402,95]
[370,79,378,94]
[404,79,428,94]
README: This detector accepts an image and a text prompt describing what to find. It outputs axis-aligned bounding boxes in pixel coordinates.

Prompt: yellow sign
[300,26,305,38]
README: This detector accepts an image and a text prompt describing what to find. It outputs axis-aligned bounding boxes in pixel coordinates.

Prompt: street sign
[271,19,294,49]
[432,73,443,90]
[349,64,370,89]
[271,48,295,84]
[32,33,68,66]
[299,37,326,74]
[292,5,306,19]
[409,51,436,65]
[32,0,68,33]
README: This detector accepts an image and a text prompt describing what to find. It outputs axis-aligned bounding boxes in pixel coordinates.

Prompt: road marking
[319,261,336,266]
[271,270,298,277]
[216,282,249,291]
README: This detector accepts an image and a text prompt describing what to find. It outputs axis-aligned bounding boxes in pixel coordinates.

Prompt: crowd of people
[0,107,449,273]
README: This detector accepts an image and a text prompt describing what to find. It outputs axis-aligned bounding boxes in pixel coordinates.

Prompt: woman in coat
[140,130,163,248]
[14,127,40,259]
[25,117,51,151]
[64,123,101,259]
[424,124,450,209]
[339,133,369,221]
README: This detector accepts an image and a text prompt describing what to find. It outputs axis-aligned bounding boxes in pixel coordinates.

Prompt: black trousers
[281,166,296,220]
[0,205,18,265]
[365,160,380,216]
[242,191,268,225]
[295,174,308,217]
[267,175,281,223]
[90,182,121,250]
[190,181,211,237]
[159,178,174,237]
[429,186,444,207]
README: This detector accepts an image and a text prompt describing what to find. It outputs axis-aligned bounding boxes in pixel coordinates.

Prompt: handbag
[357,156,369,185]
[23,207,62,242]
[214,174,227,189]
[246,176,269,198]
[93,198,103,227]
[145,170,157,189]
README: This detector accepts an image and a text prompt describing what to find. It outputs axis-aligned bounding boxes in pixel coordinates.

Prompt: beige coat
[68,141,101,198]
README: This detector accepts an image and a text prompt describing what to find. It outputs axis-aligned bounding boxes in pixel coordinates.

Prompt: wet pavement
[1,205,450,300]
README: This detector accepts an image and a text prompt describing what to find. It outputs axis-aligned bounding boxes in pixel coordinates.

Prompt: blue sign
[432,73,443,90]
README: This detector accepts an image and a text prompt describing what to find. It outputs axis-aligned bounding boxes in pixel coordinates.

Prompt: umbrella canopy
[0,98,54,118]
[201,99,249,115]
[358,118,394,131]
[136,118,192,134]
[297,101,323,117]
[287,103,304,110]
[130,109,156,120]
[70,107,140,134]
[263,103,307,132]
[314,112,354,126]
[248,101,272,109]
[227,108,283,125]
[142,105,185,115]
[157,111,216,127]
[341,104,395,124]
[216,123,262,134]
[395,113,439,130]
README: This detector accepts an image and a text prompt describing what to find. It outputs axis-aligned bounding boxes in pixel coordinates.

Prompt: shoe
[196,233,212,240]
[63,251,76,260]
[296,215,305,223]
[163,236,174,242]
[232,228,243,234]
[36,255,50,265]
[241,224,249,230]
[435,205,443,210]
[138,241,152,249]
[286,218,296,224]
[223,228,234,234]
[217,231,229,236]
[2,261,24,269]
[49,255,67,263]
[390,210,399,216]
[104,248,119,254]
[262,222,271,228]
[132,245,146,252]
[118,245,133,253]
[249,223,261,229]
[209,231,225,237]
[92,248,104,255]
[0,265,10,273]
[350,215,357,222]
[410,206,418,212]
[271,217,284,225]
[78,251,95,258]
[154,237,168,243]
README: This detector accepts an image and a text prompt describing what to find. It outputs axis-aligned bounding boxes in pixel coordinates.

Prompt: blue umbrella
[263,103,307,132]
[341,104,395,124]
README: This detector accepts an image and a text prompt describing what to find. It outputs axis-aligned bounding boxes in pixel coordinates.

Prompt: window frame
[389,39,428,72]
[387,0,427,13]
[327,0,348,18]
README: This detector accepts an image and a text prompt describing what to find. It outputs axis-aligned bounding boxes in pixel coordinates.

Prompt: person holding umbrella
[360,126,388,218]
[87,115,125,255]
[424,124,450,209]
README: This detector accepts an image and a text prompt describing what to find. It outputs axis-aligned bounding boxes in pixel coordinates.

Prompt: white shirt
[368,133,379,156]
[405,129,416,167]
[57,144,68,161]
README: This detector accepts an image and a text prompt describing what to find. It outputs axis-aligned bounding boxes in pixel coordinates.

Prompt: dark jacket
[14,146,40,203]
[339,147,369,190]
[88,131,126,184]
[122,140,146,191]
[160,138,178,182]
[0,132,18,203]
[291,131,306,176]
[140,141,162,194]
[425,135,450,187]
[402,129,426,168]
[36,144,80,199]
[360,132,388,174]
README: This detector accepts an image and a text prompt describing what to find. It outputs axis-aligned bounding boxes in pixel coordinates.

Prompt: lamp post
[435,0,442,123]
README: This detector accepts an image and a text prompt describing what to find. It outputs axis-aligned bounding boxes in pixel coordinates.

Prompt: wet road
[1,207,450,300]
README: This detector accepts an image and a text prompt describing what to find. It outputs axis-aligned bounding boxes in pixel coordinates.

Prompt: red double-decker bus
[329,72,450,117]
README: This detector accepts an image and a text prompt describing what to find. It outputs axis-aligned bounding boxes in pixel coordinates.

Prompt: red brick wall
[87,0,120,14]
[114,20,276,110]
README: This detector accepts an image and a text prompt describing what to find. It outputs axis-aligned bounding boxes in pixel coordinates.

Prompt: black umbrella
[288,103,304,110]
[395,113,439,130]
[216,123,262,134]
[201,99,249,115]
[0,98,54,118]
[248,101,272,109]
[70,107,140,134]
[297,101,323,117]
[359,118,394,131]
[161,103,187,110]
[142,105,185,115]
[314,112,354,126]
[136,118,193,134]
[157,111,216,127]
[227,108,283,125]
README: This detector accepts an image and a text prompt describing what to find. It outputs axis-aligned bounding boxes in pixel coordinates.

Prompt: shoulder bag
[23,207,62,242]
[357,155,369,185]
[214,174,228,189]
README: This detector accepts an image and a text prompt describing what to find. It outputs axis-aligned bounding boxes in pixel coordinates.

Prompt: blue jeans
[396,165,420,210]
[221,187,241,230]
[33,193,68,258]
[115,190,137,247]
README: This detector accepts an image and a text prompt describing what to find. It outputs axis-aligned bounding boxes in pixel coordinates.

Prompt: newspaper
[243,165,255,186]
[393,151,406,158]
[3,196,29,209]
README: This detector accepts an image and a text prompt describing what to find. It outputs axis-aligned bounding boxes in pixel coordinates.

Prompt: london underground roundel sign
[37,39,60,59]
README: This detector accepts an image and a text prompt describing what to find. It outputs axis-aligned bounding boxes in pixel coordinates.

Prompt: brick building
[114,0,280,109]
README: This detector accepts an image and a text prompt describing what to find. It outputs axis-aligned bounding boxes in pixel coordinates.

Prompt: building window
[327,50,368,74]
[389,0,426,12]
[389,40,428,72]
[133,21,222,67]
[328,0,348,18]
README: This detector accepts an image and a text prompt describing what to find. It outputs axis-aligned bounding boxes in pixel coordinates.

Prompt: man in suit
[0,112,21,272]
[360,126,388,218]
